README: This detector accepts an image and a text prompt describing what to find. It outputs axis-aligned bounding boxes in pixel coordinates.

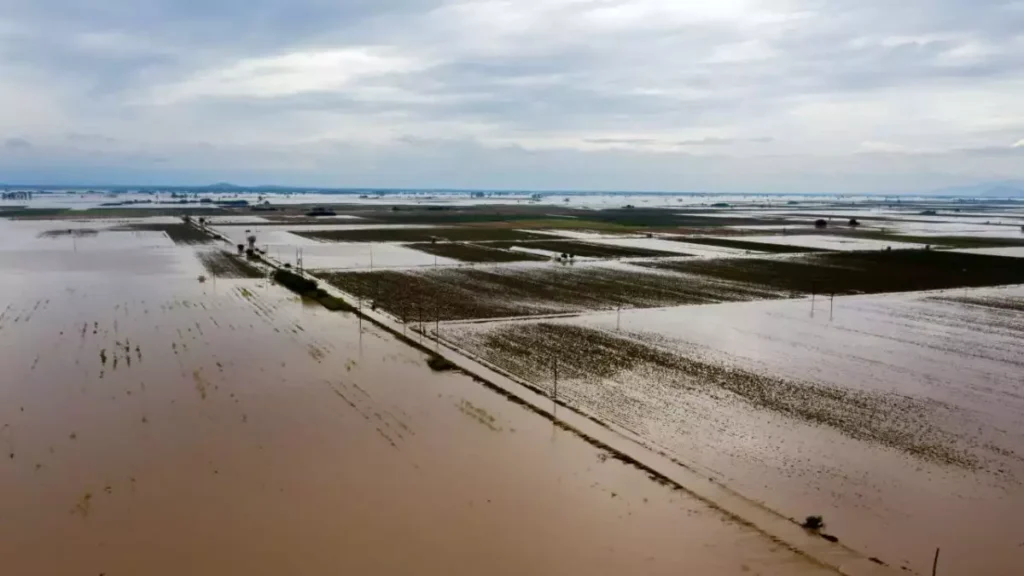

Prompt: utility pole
[553,359,558,404]
[617,303,622,332]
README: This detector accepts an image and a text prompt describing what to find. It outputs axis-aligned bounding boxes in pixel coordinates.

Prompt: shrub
[802,515,824,531]
[814,219,828,229]
[273,269,318,293]
[427,355,456,372]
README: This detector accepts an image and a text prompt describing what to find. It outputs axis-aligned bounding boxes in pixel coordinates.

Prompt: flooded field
[0,215,853,575]
[722,234,925,252]
[320,264,787,321]
[443,290,1024,575]
[663,237,831,254]
[6,195,1024,575]
[488,239,686,259]
[406,242,550,263]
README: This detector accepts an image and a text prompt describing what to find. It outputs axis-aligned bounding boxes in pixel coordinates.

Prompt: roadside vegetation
[272,269,354,312]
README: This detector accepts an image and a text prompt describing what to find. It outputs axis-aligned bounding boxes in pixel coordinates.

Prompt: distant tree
[237,244,245,255]
[814,219,828,229]
[848,218,860,227]
[247,234,257,249]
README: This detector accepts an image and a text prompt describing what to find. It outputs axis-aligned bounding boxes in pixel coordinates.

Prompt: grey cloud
[1,0,1023,191]
[585,138,659,145]
[4,138,32,150]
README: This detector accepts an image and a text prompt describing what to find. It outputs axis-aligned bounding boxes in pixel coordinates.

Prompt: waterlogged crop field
[319,264,788,321]
[0,215,844,576]
[443,288,1024,576]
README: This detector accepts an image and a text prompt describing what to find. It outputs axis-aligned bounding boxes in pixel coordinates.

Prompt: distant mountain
[929,181,1024,198]
[200,182,242,191]
[979,185,1024,198]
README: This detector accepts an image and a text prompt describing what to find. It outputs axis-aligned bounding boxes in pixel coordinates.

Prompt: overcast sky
[1,0,1023,192]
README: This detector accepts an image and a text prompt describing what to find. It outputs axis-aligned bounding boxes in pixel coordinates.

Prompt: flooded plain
[0,217,841,575]
[444,289,1024,575]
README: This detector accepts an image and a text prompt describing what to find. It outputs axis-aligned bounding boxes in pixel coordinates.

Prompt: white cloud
[154,48,430,103]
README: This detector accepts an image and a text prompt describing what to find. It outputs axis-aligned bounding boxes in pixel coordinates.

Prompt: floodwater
[447,290,1024,575]
[210,224,457,270]
[0,218,837,575]
[729,234,924,251]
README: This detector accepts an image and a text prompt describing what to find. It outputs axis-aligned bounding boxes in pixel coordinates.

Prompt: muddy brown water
[0,220,835,575]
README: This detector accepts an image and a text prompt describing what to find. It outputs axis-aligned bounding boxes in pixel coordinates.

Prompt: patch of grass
[643,250,1024,295]
[666,236,832,253]
[850,231,1024,249]
[489,239,683,258]
[497,219,635,232]
[37,228,100,238]
[586,209,799,229]
[196,250,264,278]
[293,227,550,243]
[86,207,227,218]
[0,208,70,219]
[405,242,549,263]
[112,223,215,245]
